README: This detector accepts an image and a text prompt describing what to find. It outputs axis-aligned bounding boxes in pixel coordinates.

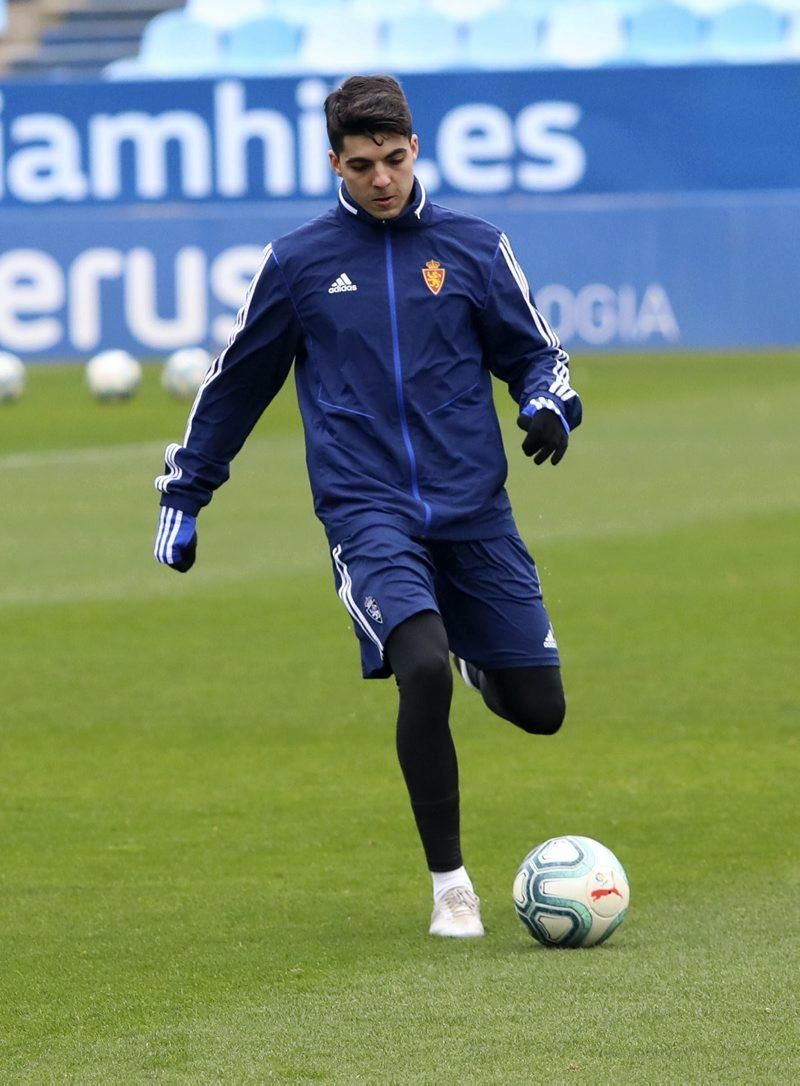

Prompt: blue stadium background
[1,0,798,359]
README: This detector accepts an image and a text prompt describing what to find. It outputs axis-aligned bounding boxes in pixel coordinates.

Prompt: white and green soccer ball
[513,835,629,947]
[161,347,211,400]
[85,349,142,401]
[0,351,26,402]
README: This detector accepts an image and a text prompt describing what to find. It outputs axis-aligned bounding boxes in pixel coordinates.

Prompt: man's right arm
[154,243,301,570]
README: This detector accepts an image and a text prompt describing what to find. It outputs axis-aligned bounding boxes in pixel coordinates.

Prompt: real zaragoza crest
[422,259,446,295]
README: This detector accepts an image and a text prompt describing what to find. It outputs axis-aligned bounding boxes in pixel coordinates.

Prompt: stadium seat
[705,2,786,60]
[624,3,705,64]
[269,0,349,21]
[500,0,560,15]
[381,10,462,71]
[349,0,423,13]
[612,0,662,13]
[297,14,382,74]
[539,2,626,67]
[223,16,300,73]
[185,0,269,31]
[104,56,147,79]
[137,10,222,75]
[462,9,542,69]
[677,0,743,13]
[784,11,800,58]
[429,0,507,20]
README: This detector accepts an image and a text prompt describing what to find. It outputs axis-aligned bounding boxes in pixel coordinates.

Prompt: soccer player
[154,75,582,938]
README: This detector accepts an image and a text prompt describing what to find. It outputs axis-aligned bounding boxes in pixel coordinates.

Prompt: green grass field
[1,352,798,1083]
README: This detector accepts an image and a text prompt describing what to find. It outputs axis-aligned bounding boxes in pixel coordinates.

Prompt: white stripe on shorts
[332,544,384,660]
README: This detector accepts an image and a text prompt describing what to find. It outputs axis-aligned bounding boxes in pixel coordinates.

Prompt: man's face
[329,132,419,219]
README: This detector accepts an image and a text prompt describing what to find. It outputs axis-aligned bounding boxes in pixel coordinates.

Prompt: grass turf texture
[1,353,798,1083]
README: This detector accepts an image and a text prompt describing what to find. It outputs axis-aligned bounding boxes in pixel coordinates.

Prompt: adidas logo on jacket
[329,273,358,293]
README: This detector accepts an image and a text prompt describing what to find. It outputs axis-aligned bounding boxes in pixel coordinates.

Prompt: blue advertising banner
[2,190,797,357]
[0,66,798,207]
[0,66,798,357]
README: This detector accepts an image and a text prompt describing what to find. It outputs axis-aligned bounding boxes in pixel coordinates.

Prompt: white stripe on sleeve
[155,442,183,493]
[498,234,559,349]
[498,233,578,401]
[154,244,276,495]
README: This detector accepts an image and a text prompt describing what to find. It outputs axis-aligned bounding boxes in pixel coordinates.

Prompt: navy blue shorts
[330,523,560,679]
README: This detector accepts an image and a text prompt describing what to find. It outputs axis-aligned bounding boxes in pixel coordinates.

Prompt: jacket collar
[337,177,429,229]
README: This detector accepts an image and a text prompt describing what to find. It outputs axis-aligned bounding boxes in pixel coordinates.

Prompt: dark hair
[324,75,413,154]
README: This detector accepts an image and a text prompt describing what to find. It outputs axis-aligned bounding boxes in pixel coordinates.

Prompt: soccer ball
[86,350,142,400]
[0,352,26,402]
[513,835,629,947]
[161,347,210,400]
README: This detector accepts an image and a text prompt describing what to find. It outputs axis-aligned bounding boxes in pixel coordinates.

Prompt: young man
[154,75,582,938]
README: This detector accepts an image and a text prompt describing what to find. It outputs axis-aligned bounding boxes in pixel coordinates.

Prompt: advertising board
[1,65,797,356]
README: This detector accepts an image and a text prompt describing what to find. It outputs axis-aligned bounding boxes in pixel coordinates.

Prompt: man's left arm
[479,233,583,465]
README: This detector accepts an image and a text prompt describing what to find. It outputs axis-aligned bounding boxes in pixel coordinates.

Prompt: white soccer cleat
[429,887,485,938]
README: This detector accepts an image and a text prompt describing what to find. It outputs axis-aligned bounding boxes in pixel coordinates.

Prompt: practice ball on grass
[161,347,211,399]
[85,350,142,401]
[0,352,26,402]
[513,835,629,947]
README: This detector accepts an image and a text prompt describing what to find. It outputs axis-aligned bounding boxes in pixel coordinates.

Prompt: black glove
[168,532,197,573]
[154,507,198,572]
[517,408,569,466]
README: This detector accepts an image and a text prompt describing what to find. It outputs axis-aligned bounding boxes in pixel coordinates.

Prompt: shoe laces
[439,886,478,916]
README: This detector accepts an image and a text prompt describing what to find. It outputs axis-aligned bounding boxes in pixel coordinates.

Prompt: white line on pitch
[0,442,166,470]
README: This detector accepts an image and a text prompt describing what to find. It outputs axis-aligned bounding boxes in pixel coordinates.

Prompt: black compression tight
[477,664,566,735]
[387,612,459,873]
[385,610,566,873]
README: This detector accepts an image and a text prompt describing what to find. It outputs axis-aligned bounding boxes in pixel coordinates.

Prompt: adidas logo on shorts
[543,625,558,649]
[328,273,358,294]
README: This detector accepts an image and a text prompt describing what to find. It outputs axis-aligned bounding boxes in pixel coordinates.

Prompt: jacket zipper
[384,232,432,534]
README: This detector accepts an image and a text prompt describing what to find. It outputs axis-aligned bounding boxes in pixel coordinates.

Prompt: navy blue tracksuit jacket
[156,180,583,546]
